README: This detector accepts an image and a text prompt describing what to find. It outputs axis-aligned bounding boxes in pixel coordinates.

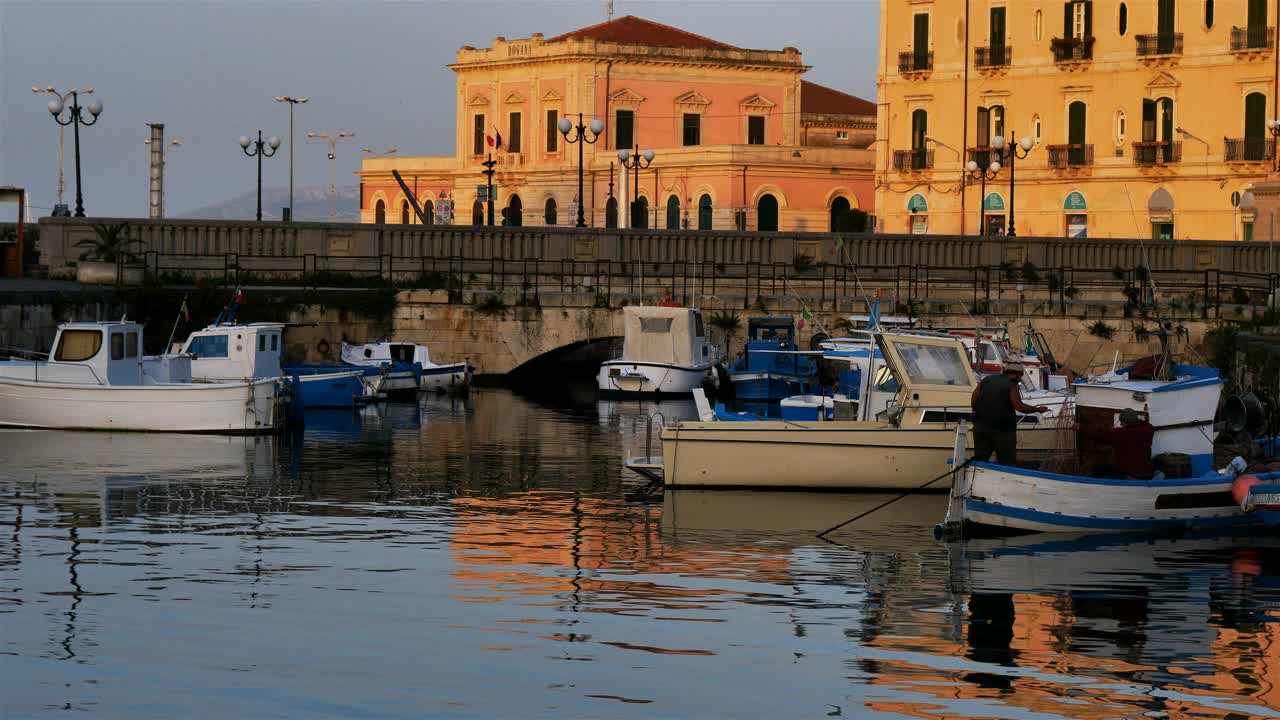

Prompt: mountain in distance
[178,185,360,223]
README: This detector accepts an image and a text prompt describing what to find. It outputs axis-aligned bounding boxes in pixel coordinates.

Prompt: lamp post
[273,96,308,220]
[558,113,603,227]
[33,86,91,214]
[1267,119,1280,173]
[143,130,181,219]
[617,145,655,229]
[992,133,1035,237]
[307,131,355,222]
[45,90,103,218]
[965,158,1002,235]
[1240,190,1257,244]
[239,130,281,222]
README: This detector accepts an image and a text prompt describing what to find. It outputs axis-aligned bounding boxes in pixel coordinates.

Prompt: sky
[0,0,880,219]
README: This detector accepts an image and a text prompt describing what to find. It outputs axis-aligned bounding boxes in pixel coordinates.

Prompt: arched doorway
[698,195,713,230]
[830,196,855,232]
[666,196,681,230]
[544,198,557,226]
[472,199,484,226]
[757,194,779,232]
[632,197,649,229]
[505,195,523,227]
[401,200,411,224]
[422,199,434,225]
[375,199,386,224]
[1149,188,1174,239]
[606,197,618,229]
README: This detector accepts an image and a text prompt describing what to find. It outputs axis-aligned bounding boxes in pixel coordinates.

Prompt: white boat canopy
[621,306,705,366]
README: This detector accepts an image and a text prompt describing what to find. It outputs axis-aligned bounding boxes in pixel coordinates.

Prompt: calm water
[3,388,1280,719]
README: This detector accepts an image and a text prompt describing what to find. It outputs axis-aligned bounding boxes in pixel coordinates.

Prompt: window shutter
[1142,99,1156,142]
[976,106,990,146]
[1084,2,1092,37]
[1063,2,1072,36]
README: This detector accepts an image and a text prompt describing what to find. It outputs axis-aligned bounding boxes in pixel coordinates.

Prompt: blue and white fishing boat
[725,316,818,405]
[342,341,471,396]
[940,335,1265,537]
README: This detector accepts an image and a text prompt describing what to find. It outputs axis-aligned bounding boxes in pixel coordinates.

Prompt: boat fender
[1232,474,1262,507]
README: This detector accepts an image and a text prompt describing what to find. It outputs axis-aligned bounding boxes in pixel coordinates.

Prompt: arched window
[757,194,779,232]
[632,197,649,229]
[1033,113,1042,146]
[606,197,618,229]
[401,200,410,224]
[422,199,434,226]
[472,199,484,226]
[1118,3,1128,36]
[1115,109,1127,145]
[666,196,681,230]
[698,195,713,230]
[375,199,386,224]
[544,197,557,225]
[505,195,523,227]
[1205,0,1214,29]
[1034,10,1043,41]
[830,196,854,232]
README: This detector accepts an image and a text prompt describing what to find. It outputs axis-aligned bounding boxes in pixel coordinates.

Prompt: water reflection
[2,390,1280,718]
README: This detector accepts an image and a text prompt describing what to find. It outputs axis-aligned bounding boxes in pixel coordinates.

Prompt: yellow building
[876,0,1276,241]
[357,16,876,233]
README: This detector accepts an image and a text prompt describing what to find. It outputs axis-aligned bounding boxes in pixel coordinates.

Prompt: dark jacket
[972,374,1017,432]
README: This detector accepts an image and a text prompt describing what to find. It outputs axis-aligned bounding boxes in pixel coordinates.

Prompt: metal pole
[577,114,586,227]
[256,130,264,223]
[57,124,65,207]
[288,104,294,216]
[329,137,336,222]
[71,93,85,217]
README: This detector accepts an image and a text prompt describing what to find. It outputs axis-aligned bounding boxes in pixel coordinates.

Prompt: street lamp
[274,95,308,219]
[307,131,355,222]
[239,131,281,222]
[33,86,92,215]
[617,146,655,229]
[143,132,182,219]
[45,90,102,218]
[966,158,1002,235]
[361,146,397,157]
[992,133,1035,237]
[1266,119,1280,172]
[558,114,603,227]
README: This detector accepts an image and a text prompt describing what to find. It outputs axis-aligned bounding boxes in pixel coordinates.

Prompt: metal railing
[1046,144,1094,168]
[1133,140,1182,165]
[1136,32,1183,56]
[967,146,997,167]
[1051,36,1094,61]
[898,51,933,73]
[1231,25,1275,51]
[1225,137,1276,162]
[893,149,934,171]
[974,45,1011,67]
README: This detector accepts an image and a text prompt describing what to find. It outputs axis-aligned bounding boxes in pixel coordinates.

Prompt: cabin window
[391,345,414,363]
[751,323,793,343]
[259,334,266,352]
[187,334,229,359]
[640,317,673,333]
[111,333,125,360]
[694,313,705,338]
[271,334,279,351]
[922,409,973,423]
[55,330,103,362]
[893,341,970,386]
[364,348,373,358]
[125,332,138,358]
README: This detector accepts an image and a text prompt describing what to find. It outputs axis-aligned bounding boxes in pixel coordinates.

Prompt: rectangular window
[473,114,485,155]
[111,333,125,360]
[187,334,229,359]
[683,113,701,146]
[1073,2,1087,38]
[616,110,634,149]
[640,317,672,333]
[54,330,102,362]
[508,112,522,153]
[1244,222,1255,242]
[546,109,558,152]
[748,116,765,145]
[271,334,278,351]
[125,331,138,358]
[259,334,266,352]
[836,130,849,140]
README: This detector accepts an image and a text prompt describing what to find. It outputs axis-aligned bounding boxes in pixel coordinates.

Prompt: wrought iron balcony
[1136,32,1183,57]
[967,146,998,168]
[1046,144,1094,168]
[892,149,934,172]
[1231,26,1275,51]
[898,51,934,74]
[974,45,1011,67]
[1132,141,1182,166]
[1224,137,1275,162]
[1051,36,1094,62]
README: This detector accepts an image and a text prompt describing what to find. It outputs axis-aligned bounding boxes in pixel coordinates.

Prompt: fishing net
[1038,405,1079,475]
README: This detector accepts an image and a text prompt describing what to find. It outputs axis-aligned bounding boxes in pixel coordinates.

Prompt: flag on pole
[486,130,504,150]
[868,299,881,331]
[180,298,190,322]
[799,306,813,331]
[234,287,244,304]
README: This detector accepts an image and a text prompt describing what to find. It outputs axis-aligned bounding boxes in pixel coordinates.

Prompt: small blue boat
[283,365,377,408]
[725,316,817,404]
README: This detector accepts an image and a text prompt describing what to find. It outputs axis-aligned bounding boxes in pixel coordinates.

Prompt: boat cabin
[734,317,816,376]
[0,322,149,386]
[341,342,431,368]
[180,323,284,382]
[618,306,714,368]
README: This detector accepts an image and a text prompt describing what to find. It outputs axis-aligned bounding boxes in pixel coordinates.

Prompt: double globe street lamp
[557,114,604,227]
[991,133,1035,237]
[307,131,355,223]
[46,90,104,217]
[618,146,656,229]
[965,157,1001,236]
[239,131,281,222]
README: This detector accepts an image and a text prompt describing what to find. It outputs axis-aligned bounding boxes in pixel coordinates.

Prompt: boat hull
[728,372,814,401]
[949,461,1257,536]
[597,361,713,396]
[296,370,366,408]
[660,422,1056,490]
[420,362,473,394]
[0,377,279,434]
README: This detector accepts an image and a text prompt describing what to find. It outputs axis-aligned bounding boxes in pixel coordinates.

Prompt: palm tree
[708,310,742,358]
[76,221,140,263]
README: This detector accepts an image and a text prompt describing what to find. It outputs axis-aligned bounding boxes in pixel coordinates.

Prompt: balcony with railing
[1132,141,1182,166]
[1051,36,1094,62]
[1046,144,1094,168]
[892,149,934,172]
[898,51,933,74]
[1224,137,1276,162]
[1136,33,1184,57]
[967,146,999,168]
[974,45,1011,68]
[1231,26,1275,52]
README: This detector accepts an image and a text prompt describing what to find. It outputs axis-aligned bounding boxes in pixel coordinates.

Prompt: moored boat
[597,306,718,396]
[724,316,818,406]
[342,341,471,395]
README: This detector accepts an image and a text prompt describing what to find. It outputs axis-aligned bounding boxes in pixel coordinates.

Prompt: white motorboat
[598,306,719,396]
[0,322,279,434]
[342,341,473,395]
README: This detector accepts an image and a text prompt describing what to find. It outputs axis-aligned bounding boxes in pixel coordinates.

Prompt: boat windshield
[893,340,971,386]
[55,329,102,362]
[750,323,793,342]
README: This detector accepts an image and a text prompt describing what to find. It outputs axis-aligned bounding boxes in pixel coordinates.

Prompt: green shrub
[1088,320,1116,340]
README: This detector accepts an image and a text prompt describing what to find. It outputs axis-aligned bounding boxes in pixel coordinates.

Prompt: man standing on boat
[970,361,1049,466]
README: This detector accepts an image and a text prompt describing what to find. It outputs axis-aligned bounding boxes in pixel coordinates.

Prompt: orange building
[357,16,875,233]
